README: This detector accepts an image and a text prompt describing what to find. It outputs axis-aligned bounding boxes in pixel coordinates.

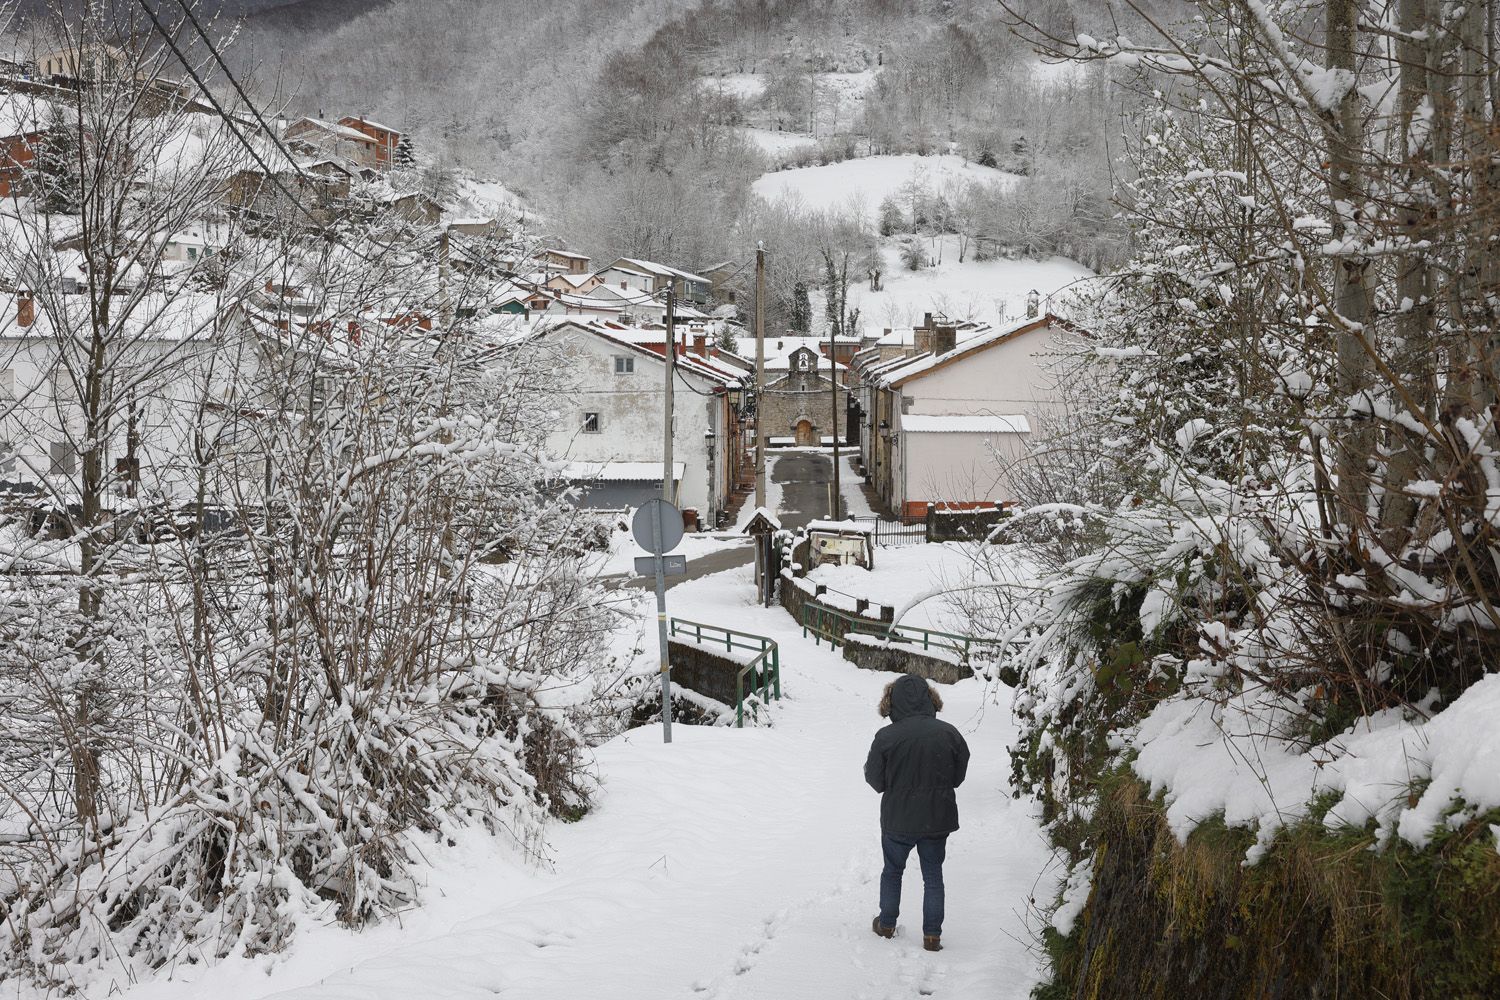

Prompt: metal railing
[668,617,782,727]
[801,602,1002,659]
[849,514,926,547]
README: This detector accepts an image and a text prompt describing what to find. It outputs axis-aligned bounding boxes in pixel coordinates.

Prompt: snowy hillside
[753,154,1018,222]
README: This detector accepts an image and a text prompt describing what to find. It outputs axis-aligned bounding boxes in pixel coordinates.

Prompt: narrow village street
[130,463,1050,1000]
[622,450,839,588]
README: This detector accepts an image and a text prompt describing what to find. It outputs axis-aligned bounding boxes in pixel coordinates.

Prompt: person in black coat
[863,673,971,952]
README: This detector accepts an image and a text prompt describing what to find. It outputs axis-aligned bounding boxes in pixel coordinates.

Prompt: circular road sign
[632,499,684,555]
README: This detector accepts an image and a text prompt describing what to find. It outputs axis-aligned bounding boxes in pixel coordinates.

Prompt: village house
[220,157,353,223]
[284,117,381,169]
[338,116,400,169]
[539,247,591,274]
[537,320,745,527]
[858,312,1084,518]
[0,290,262,505]
[35,43,130,83]
[597,257,710,306]
[380,191,443,226]
[545,271,603,295]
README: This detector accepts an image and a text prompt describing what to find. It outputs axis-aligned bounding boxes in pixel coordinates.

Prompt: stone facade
[759,346,847,445]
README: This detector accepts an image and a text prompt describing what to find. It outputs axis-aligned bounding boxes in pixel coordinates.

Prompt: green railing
[668,617,782,727]
[801,602,1002,659]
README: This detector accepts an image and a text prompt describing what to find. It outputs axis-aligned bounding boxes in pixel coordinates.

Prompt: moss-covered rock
[1041,774,1500,1000]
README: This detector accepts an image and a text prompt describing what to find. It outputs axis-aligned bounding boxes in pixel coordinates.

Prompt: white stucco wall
[891,321,1080,510]
[541,327,724,521]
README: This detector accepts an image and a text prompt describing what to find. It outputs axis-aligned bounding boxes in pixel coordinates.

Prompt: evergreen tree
[393,130,416,170]
[31,108,83,215]
[790,281,811,333]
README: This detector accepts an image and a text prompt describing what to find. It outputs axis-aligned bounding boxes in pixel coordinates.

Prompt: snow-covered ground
[737,125,818,156]
[806,543,1004,634]
[591,517,752,578]
[854,238,1093,331]
[107,555,1049,1000]
[750,154,1092,329]
[752,154,1017,222]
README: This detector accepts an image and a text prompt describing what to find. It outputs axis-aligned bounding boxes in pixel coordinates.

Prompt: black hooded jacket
[863,674,971,837]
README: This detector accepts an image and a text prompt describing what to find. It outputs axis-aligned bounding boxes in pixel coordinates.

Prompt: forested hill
[235,0,1177,182]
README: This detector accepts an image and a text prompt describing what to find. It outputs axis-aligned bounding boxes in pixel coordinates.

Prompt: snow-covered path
[125,563,1050,1000]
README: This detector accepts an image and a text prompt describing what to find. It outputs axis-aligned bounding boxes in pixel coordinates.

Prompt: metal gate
[852,515,926,547]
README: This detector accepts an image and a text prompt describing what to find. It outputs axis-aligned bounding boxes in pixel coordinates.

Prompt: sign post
[633,498,684,743]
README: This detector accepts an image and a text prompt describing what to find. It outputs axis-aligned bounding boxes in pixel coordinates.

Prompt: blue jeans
[877,832,947,936]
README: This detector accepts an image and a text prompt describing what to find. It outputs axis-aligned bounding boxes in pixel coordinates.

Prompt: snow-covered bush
[0,19,623,987]
[998,0,1500,912]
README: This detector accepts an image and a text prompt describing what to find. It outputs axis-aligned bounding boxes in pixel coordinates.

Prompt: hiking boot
[871,917,895,939]
[923,935,942,952]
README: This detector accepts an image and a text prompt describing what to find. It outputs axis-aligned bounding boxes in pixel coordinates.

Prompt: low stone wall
[668,639,762,706]
[841,634,970,685]
[926,507,1011,543]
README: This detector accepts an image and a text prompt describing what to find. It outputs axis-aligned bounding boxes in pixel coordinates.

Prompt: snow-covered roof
[880,315,1081,389]
[740,506,781,531]
[612,257,709,285]
[544,248,591,260]
[543,320,742,387]
[900,414,1031,434]
[0,93,62,138]
[564,461,684,483]
[746,335,854,371]
[599,265,653,279]
[339,115,399,134]
[551,272,598,288]
[287,116,375,145]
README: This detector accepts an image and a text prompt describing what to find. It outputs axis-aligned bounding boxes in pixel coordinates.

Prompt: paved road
[621,451,836,589]
[771,450,835,530]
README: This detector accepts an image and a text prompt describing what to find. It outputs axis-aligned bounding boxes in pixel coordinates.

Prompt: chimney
[693,333,707,357]
[934,323,956,356]
[16,292,33,328]
[1025,288,1041,318]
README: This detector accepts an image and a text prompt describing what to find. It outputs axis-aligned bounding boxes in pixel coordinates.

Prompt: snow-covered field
[737,126,818,156]
[753,154,1017,221]
[859,238,1092,331]
[106,554,1051,1000]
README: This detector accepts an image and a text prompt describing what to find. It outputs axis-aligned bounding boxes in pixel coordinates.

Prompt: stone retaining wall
[668,639,766,706]
[841,634,970,685]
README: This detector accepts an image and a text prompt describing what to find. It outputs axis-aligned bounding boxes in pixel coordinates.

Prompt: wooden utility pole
[754,243,767,508]
[664,284,676,503]
[830,325,841,518]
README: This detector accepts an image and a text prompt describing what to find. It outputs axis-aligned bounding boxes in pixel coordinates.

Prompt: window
[50,441,75,476]
[582,412,600,434]
[187,246,198,261]
[614,356,634,375]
